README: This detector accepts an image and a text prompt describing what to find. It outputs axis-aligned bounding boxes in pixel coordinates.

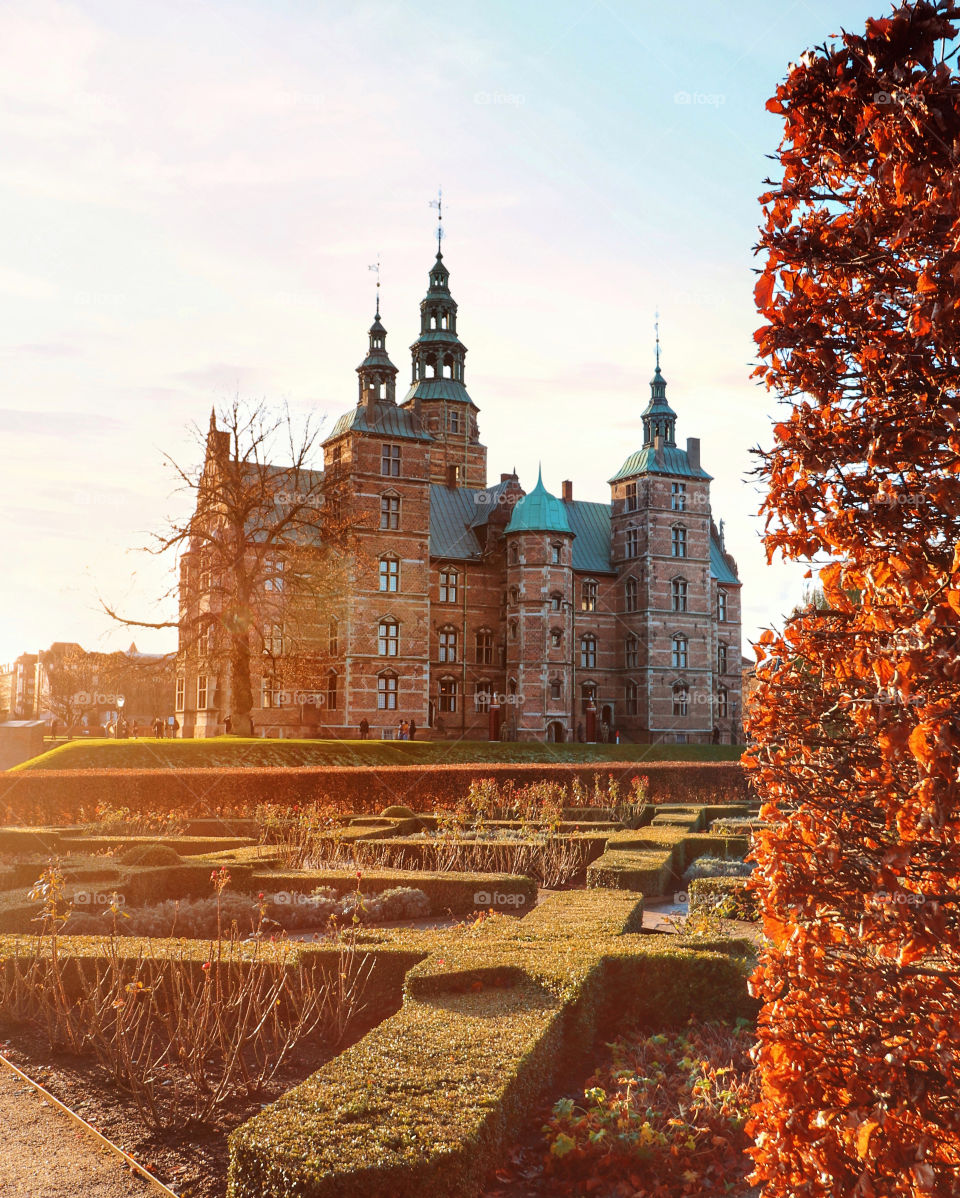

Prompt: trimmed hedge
[248,869,537,916]
[0,761,749,823]
[57,835,257,857]
[587,829,751,897]
[227,888,753,1198]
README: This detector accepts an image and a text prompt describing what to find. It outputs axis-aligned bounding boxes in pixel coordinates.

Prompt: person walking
[408,719,416,741]
[359,718,369,740]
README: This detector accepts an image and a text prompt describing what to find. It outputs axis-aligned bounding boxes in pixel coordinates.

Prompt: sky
[0,0,885,668]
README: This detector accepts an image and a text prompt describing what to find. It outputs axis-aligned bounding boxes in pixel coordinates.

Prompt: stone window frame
[625,680,639,716]
[326,670,339,711]
[475,627,494,665]
[671,633,689,670]
[377,670,398,711]
[379,491,401,531]
[581,578,598,612]
[579,633,597,669]
[379,555,400,593]
[624,635,639,669]
[672,680,689,717]
[377,617,400,657]
[671,524,687,558]
[671,576,688,612]
[624,575,639,612]
[438,675,459,713]
[438,625,458,664]
[438,566,459,603]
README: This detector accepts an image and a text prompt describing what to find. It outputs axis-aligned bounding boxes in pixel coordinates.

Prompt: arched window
[379,556,399,593]
[326,670,338,711]
[624,576,638,612]
[378,618,399,657]
[580,634,597,669]
[672,682,689,717]
[672,635,688,669]
[328,618,339,656]
[625,681,638,715]
[438,626,457,663]
[475,628,493,665]
[377,672,398,710]
[439,568,458,603]
[671,525,687,558]
[581,579,598,612]
[625,636,639,669]
[718,686,729,718]
[717,642,728,675]
[671,577,688,612]
[380,492,400,530]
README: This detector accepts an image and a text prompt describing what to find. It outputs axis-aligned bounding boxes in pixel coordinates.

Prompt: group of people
[357,718,417,740]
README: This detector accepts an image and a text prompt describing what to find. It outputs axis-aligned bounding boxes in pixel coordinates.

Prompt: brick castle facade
[176,244,742,743]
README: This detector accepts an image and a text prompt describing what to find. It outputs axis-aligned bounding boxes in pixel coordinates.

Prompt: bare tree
[104,401,361,735]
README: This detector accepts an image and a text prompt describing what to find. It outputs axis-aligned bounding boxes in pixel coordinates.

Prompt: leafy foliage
[491,1020,757,1198]
[748,4,960,1194]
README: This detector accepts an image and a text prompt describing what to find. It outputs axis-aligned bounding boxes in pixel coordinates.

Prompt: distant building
[176,241,743,743]
[0,654,38,722]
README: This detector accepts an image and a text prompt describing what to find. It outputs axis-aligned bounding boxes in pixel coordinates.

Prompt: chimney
[500,471,517,483]
[446,463,459,489]
[686,437,701,470]
[561,480,573,502]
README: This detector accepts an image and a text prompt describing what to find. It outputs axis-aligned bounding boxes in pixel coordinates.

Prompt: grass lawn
[12,737,744,771]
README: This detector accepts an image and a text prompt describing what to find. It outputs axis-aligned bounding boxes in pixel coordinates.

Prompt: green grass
[15,737,744,771]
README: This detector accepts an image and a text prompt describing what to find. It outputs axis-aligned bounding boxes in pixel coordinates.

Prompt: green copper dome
[505,469,573,535]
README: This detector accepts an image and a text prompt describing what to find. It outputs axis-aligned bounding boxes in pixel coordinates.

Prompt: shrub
[689,877,758,921]
[380,805,416,819]
[682,855,754,883]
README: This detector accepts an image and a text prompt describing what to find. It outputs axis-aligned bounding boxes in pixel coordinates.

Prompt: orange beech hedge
[747,5,960,1196]
[0,761,748,825]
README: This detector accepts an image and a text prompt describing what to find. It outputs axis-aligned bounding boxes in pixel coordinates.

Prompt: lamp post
[116,694,126,739]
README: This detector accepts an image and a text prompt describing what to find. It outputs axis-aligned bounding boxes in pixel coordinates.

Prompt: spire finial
[368,254,381,318]
[429,186,444,254]
[209,406,217,432]
[655,309,661,371]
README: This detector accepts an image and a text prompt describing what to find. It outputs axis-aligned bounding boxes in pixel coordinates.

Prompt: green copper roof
[325,403,430,443]
[710,536,739,585]
[402,378,476,406]
[608,445,712,483]
[505,470,573,535]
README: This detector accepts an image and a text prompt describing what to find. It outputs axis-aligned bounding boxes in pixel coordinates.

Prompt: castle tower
[609,355,714,742]
[401,248,487,488]
[322,299,433,736]
[503,471,576,741]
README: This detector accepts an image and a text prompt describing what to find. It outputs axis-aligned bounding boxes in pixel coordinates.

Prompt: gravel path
[0,1066,153,1198]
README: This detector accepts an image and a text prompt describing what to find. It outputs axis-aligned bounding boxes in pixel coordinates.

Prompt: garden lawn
[13,739,744,772]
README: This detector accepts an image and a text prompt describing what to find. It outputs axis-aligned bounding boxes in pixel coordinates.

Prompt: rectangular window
[381,444,401,476]
[449,410,461,434]
[671,483,687,511]
[260,676,277,708]
[625,482,637,512]
[329,445,341,467]
[625,682,638,716]
[438,629,457,663]
[380,495,400,530]
[378,621,398,656]
[625,527,639,558]
[672,578,688,612]
[379,558,399,592]
[717,590,727,622]
[717,688,729,718]
[550,628,562,648]
[551,542,561,564]
[672,526,687,557]
[264,556,285,591]
[326,673,338,710]
[175,676,185,711]
[673,688,688,717]
[197,675,208,709]
[439,569,458,603]
[329,620,339,655]
[625,637,639,669]
[550,680,562,702]
[475,681,492,711]
[580,637,597,669]
[438,678,458,713]
[263,623,284,657]
[581,580,597,612]
[624,578,638,612]
[377,674,398,710]
[475,630,493,665]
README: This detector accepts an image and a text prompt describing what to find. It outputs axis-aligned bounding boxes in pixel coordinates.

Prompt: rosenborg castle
[175,242,742,743]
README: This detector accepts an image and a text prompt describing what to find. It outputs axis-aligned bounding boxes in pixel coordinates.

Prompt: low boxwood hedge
[57,834,257,857]
[248,869,537,916]
[689,876,759,921]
